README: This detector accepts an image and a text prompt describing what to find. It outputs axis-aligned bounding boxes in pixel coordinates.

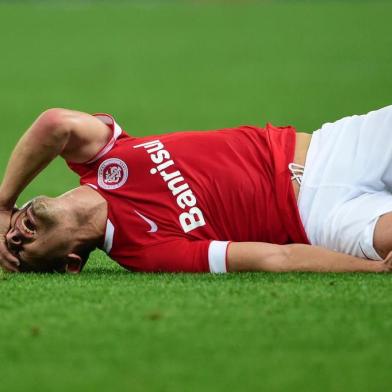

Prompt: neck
[58,186,108,247]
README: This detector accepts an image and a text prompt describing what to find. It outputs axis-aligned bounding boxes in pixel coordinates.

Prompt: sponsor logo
[133,140,206,233]
[134,210,158,233]
[98,158,128,190]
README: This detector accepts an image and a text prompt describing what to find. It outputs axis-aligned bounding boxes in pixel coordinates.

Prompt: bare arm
[0,108,112,270]
[0,108,111,209]
[227,242,391,273]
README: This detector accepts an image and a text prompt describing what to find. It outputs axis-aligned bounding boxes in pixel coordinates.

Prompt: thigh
[320,191,392,260]
[299,105,392,247]
[303,105,392,192]
[373,212,392,259]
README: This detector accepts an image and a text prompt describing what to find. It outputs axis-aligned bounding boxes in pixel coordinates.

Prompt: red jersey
[67,114,309,273]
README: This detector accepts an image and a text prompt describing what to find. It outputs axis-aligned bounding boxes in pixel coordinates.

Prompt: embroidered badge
[98,158,128,190]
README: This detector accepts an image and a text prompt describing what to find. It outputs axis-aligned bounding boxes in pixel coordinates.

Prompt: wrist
[0,202,14,210]
[0,190,16,211]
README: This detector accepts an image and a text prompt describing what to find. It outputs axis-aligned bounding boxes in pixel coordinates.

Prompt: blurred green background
[1,0,391,204]
[0,1,391,391]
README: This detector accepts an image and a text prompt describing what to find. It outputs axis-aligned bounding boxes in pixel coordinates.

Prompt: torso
[68,116,310,272]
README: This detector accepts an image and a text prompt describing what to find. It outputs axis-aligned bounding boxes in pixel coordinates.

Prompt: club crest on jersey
[98,158,128,190]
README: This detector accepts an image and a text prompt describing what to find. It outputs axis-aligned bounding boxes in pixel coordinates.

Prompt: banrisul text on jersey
[133,139,206,233]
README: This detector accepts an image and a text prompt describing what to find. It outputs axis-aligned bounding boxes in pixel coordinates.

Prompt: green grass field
[0,1,392,391]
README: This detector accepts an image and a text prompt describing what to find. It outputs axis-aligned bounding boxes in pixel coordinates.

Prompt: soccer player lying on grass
[1,106,392,274]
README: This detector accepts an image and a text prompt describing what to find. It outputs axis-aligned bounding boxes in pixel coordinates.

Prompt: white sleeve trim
[86,114,123,164]
[208,241,229,273]
[103,219,115,254]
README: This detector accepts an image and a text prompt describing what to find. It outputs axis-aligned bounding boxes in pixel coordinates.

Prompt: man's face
[6,196,74,272]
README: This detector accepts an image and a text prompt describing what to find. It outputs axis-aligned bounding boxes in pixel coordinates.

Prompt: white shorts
[298,105,392,260]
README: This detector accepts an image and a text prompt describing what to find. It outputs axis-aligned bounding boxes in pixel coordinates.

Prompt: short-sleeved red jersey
[67,114,309,273]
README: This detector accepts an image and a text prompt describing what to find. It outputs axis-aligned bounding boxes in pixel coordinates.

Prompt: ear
[64,253,83,274]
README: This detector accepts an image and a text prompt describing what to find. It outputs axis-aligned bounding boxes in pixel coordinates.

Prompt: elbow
[35,108,73,142]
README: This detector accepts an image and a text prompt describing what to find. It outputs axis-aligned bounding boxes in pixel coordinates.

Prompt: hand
[0,208,20,272]
[380,250,392,273]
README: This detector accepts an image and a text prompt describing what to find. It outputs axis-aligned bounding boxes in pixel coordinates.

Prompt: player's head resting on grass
[6,192,102,273]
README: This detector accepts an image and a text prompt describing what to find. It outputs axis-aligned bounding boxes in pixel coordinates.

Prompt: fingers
[0,236,19,263]
[0,256,20,272]
[0,237,20,272]
[0,209,19,272]
[385,259,392,272]
[0,251,19,272]
[380,250,392,273]
[384,250,392,263]
[0,259,19,273]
